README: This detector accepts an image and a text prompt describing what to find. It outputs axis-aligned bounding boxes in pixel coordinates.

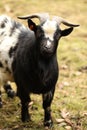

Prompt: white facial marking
[46,40,51,48]
[42,20,57,41]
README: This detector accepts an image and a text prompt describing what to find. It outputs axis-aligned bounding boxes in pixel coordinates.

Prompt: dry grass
[0,0,87,129]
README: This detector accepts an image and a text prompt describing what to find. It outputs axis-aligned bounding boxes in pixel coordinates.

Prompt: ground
[0,0,87,130]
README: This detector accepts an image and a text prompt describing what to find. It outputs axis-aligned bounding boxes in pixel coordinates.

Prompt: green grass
[0,0,87,129]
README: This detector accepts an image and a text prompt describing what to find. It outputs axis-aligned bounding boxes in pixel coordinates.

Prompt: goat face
[38,20,61,58]
[28,19,73,59]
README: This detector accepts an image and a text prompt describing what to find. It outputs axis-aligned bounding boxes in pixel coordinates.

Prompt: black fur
[9,45,18,58]
[0,61,3,67]
[12,19,73,127]
[3,84,16,98]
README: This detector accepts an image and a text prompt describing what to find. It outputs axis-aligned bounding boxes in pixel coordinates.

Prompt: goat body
[0,14,79,127]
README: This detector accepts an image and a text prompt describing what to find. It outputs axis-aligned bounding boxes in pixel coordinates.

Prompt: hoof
[44,119,53,128]
[22,114,30,122]
[7,90,16,98]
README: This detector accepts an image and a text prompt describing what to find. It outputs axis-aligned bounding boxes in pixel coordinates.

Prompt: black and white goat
[0,13,79,127]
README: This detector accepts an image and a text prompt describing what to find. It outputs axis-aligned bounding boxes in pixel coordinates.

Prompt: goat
[0,13,79,127]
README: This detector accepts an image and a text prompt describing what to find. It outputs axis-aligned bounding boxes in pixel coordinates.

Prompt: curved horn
[17,13,49,24]
[53,16,79,27]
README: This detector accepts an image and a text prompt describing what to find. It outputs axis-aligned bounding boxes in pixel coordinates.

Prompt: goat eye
[54,29,61,40]
[37,30,44,38]
[54,33,60,40]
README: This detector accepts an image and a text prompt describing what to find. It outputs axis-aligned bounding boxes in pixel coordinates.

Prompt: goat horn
[17,13,49,24]
[53,16,79,27]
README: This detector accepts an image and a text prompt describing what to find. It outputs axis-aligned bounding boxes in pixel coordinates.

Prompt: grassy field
[0,0,87,130]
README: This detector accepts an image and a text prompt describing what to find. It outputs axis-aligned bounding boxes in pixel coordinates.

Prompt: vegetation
[0,0,87,129]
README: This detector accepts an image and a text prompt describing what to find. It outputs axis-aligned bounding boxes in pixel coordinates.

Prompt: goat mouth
[40,46,54,58]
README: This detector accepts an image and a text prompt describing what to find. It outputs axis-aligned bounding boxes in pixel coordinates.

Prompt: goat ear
[61,27,73,37]
[28,19,37,32]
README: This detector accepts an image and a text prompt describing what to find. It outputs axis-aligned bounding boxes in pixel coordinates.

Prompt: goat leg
[0,90,3,108]
[42,87,55,128]
[17,87,31,122]
[21,100,30,122]
[3,83,16,98]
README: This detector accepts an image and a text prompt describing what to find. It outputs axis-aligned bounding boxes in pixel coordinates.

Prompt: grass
[0,0,87,129]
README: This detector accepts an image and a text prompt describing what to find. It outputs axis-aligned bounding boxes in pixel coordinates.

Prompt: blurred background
[0,0,87,130]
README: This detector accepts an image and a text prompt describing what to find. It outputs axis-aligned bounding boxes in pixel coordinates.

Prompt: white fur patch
[0,15,24,86]
[46,40,52,48]
[42,20,57,41]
